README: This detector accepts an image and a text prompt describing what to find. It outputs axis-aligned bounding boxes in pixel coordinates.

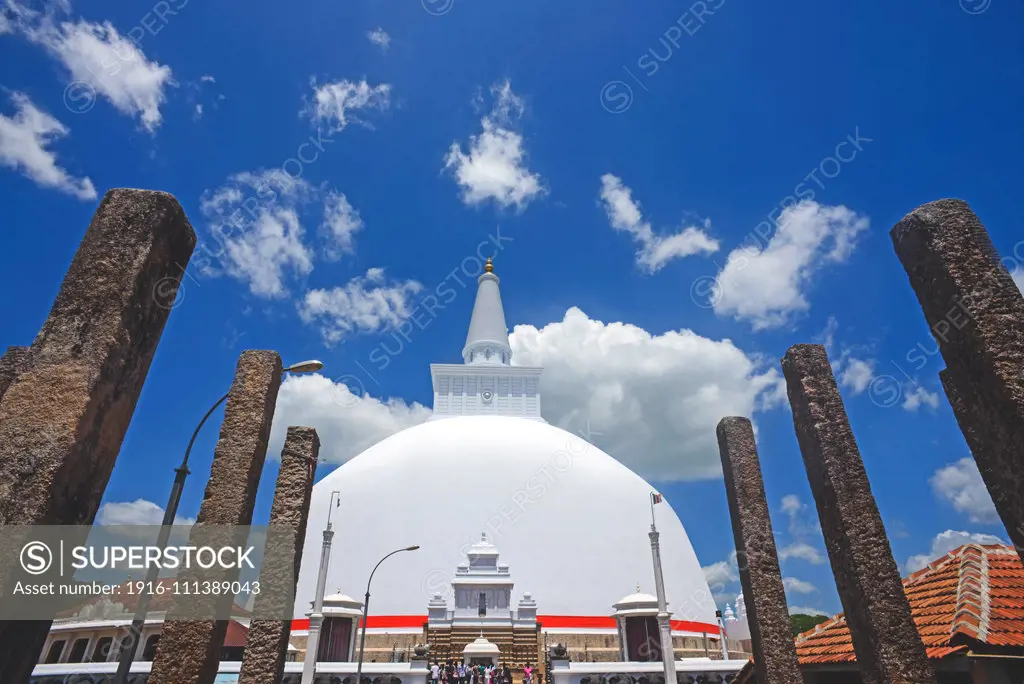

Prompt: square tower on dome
[430,258,544,421]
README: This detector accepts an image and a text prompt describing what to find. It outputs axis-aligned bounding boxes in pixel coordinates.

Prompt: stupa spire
[462,256,512,366]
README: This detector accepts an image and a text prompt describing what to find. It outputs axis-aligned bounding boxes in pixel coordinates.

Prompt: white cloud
[200,74,215,83]
[1014,269,1024,294]
[305,78,391,133]
[97,499,195,526]
[0,0,43,34]
[223,206,313,297]
[367,27,391,51]
[700,561,741,593]
[814,316,839,355]
[779,541,826,564]
[444,79,544,211]
[780,494,820,537]
[194,103,203,119]
[509,307,786,481]
[788,605,829,617]
[199,170,370,297]
[838,357,874,395]
[781,494,801,515]
[0,91,96,200]
[930,458,999,524]
[268,374,431,466]
[320,191,363,259]
[783,577,817,594]
[711,201,869,330]
[598,174,719,273]
[299,268,424,345]
[27,18,174,132]
[198,170,316,297]
[704,552,737,593]
[903,385,940,411]
[905,529,1004,573]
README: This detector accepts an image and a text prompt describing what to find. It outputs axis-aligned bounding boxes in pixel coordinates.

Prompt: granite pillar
[0,346,31,401]
[782,344,935,684]
[0,189,195,683]
[891,199,1024,556]
[716,417,802,684]
[238,426,320,684]
[148,350,283,684]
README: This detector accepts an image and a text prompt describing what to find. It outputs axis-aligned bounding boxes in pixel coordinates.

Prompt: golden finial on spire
[484,256,494,273]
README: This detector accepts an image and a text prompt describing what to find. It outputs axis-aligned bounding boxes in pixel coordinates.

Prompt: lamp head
[284,359,324,374]
[406,545,420,551]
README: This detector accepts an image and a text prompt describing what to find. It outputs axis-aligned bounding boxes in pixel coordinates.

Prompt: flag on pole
[651,492,663,505]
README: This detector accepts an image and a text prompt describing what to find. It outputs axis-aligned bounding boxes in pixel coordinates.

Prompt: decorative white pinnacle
[463,263,512,366]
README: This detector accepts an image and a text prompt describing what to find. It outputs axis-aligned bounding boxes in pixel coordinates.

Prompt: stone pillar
[148,350,283,684]
[890,199,1024,556]
[715,417,802,684]
[0,189,195,683]
[781,344,936,684]
[0,346,31,401]
[238,426,320,684]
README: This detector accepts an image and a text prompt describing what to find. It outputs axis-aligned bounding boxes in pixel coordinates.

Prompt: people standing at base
[431,662,440,684]
[523,663,533,684]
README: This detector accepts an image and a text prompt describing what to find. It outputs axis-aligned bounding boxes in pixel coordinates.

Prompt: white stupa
[292,258,718,638]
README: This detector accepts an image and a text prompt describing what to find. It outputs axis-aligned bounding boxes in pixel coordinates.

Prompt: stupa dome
[293,415,717,633]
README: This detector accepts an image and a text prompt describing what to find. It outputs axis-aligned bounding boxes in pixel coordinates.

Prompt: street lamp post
[716,610,729,660]
[647,501,677,684]
[113,360,323,684]
[301,490,342,684]
[355,546,420,684]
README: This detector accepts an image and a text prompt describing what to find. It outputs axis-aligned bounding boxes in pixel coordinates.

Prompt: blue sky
[2,0,1023,619]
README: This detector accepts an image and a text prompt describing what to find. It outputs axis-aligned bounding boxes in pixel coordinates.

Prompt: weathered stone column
[891,199,1024,556]
[238,426,320,684]
[782,344,935,684]
[0,346,31,401]
[149,350,283,684]
[716,417,802,684]
[0,189,195,683]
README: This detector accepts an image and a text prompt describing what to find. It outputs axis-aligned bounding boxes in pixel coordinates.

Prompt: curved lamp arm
[366,547,417,596]
[179,391,231,472]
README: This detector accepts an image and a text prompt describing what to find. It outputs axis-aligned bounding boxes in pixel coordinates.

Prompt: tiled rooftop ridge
[793,543,1024,665]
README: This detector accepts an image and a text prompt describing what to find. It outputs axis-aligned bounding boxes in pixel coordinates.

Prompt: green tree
[790,613,829,637]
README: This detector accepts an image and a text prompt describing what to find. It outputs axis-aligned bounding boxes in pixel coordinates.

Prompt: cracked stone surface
[0,346,30,401]
[782,344,936,684]
[0,189,195,683]
[891,199,1024,558]
[149,350,283,684]
[716,416,802,684]
[238,426,320,684]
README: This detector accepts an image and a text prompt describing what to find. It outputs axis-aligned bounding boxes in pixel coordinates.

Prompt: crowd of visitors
[429,662,534,684]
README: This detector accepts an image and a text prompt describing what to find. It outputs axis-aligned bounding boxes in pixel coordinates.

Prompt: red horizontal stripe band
[290,616,721,636]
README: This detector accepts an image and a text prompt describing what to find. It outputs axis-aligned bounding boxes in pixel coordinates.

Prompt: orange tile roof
[795,544,1024,665]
